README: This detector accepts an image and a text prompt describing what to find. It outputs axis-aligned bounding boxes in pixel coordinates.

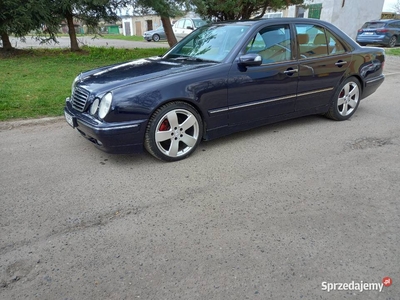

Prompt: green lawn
[100,34,147,42]
[0,47,167,121]
[386,48,400,56]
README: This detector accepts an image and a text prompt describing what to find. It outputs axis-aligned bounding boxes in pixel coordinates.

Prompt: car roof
[365,19,397,23]
[208,18,340,26]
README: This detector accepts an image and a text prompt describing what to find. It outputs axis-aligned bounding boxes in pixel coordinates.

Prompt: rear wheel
[152,34,160,42]
[325,77,361,121]
[144,102,203,162]
[388,36,397,48]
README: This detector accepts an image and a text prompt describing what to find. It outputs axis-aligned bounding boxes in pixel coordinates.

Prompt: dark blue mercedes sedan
[64,18,385,161]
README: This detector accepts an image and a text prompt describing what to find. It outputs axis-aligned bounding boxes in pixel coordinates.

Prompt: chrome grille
[72,88,89,112]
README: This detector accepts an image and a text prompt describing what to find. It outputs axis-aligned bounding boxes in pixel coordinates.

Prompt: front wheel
[144,102,203,162]
[152,34,160,42]
[325,77,361,121]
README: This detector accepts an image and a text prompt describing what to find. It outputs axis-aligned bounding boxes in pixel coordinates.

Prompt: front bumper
[64,99,148,154]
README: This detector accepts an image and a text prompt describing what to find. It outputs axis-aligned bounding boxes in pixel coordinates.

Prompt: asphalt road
[1,59,400,299]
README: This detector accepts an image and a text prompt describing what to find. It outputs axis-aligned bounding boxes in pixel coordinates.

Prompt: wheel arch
[339,73,364,96]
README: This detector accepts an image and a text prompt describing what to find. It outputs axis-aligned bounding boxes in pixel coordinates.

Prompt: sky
[383,0,398,12]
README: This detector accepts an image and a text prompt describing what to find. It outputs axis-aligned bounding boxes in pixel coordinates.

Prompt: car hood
[76,57,216,95]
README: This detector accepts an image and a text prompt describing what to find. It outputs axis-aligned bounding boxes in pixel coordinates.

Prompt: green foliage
[193,0,304,21]
[130,0,187,18]
[0,47,166,120]
[0,0,59,37]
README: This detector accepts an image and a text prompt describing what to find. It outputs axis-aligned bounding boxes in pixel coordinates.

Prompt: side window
[245,24,292,64]
[176,19,185,29]
[296,24,328,58]
[184,19,193,29]
[325,30,346,55]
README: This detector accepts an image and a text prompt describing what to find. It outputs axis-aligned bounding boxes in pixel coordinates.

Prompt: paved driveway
[0,57,399,300]
[9,36,170,49]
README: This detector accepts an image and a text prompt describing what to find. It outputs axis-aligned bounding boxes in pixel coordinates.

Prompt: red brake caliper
[159,119,170,131]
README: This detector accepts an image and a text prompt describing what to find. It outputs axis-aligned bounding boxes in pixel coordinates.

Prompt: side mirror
[186,26,194,30]
[238,53,262,66]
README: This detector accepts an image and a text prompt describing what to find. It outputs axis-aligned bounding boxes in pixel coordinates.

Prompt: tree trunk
[161,16,177,48]
[1,32,13,50]
[66,10,80,51]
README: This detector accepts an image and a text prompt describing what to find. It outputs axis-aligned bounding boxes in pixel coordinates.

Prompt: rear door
[295,23,352,111]
[173,19,186,40]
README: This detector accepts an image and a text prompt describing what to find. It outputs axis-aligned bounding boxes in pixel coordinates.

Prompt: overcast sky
[383,0,398,11]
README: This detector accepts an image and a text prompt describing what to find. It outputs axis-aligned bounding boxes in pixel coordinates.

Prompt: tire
[388,36,397,48]
[144,102,203,162]
[152,34,160,42]
[325,77,361,121]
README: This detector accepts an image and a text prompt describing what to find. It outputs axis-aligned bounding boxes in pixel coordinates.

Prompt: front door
[228,24,298,125]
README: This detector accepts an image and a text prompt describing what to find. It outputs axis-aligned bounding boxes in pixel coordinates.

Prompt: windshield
[164,24,250,62]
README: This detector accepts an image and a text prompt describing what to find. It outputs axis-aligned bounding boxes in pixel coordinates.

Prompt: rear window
[362,22,386,29]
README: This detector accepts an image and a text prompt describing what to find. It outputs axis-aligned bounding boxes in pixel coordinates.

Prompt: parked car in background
[172,18,208,39]
[143,26,166,42]
[65,18,385,161]
[356,19,400,47]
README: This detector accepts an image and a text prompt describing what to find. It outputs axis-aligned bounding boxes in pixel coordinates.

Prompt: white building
[282,0,385,39]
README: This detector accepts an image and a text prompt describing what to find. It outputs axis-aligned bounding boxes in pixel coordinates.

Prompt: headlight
[89,98,99,115]
[71,74,81,95]
[98,92,112,119]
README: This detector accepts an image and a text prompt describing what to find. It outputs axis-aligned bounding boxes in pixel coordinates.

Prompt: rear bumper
[362,74,385,99]
[356,36,390,45]
[64,100,147,154]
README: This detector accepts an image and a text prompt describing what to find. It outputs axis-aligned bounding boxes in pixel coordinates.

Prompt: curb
[0,116,64,131]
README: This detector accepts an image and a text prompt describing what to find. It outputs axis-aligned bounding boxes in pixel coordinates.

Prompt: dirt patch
[347,137,392,150]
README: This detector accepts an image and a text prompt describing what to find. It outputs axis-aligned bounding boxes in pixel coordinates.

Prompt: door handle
[335,61,347,66]
[283,68,298,75]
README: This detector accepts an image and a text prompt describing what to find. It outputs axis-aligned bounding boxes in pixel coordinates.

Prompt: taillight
[376,29,389,33]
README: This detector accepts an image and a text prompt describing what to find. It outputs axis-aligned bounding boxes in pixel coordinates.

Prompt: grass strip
[0,46,167,121]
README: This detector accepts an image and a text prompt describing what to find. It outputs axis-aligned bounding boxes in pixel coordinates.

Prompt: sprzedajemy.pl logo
[321,277,392,293]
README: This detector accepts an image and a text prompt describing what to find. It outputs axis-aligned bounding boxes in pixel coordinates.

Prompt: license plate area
[65,111,75,128]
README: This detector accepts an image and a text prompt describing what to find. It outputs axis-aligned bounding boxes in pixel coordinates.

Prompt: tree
[394,0,400,14]
[0,0,58,50]
[50,0,131,51]
[129,0,186,47]
[192,0,304,21]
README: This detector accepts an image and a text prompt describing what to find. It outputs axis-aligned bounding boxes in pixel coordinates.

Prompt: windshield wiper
[173,56,217,63]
